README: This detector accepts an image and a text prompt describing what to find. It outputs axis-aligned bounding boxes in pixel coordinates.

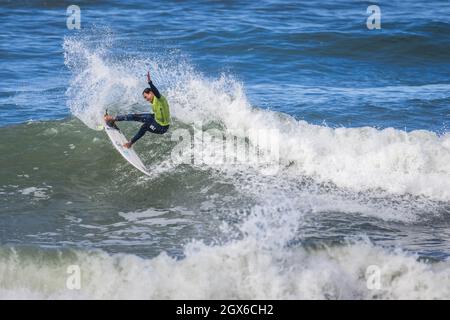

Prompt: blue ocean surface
[0,0,449,299]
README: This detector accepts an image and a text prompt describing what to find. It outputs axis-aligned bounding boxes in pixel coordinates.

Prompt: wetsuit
[115,81,170,145]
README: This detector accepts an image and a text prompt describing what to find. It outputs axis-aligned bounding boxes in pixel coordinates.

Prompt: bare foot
[104,115,115,122]
[123,142,132,149]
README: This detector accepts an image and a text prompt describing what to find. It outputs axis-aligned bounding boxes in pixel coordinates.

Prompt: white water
[1,240,449,299]
[64,34,450,203]
[38,34,450,301]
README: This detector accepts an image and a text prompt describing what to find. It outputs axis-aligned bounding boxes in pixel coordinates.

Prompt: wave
[62,33,450,204]
[2,2,450,301]
[1,240,449,299]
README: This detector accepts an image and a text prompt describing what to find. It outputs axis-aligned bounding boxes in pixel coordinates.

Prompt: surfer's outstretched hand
[147,71,151,83]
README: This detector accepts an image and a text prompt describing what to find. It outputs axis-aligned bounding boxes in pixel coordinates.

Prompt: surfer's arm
[148,81,161,99]
[147,71,161,99]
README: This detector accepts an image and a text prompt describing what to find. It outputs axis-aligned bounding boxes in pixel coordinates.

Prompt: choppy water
[0,0,449,299]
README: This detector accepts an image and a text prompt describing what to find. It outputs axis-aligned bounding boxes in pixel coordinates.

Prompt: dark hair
[142,87,153,95]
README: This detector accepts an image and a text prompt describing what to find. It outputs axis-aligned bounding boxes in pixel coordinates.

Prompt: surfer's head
[142,88,154,102]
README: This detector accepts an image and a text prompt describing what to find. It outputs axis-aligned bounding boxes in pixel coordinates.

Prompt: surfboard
[104,121,151,176]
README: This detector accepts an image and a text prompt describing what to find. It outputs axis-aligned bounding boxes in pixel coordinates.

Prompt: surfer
[104,71,170,148]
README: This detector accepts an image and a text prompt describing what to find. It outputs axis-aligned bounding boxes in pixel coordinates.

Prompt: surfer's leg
[146,119,169,135]
[150,125,169,134]
[130,122,151,145]
[115,114,134,121]
[127,116,167,145]
[115,113,152,123]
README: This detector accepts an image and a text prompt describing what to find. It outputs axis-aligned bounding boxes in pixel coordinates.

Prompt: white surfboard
[104,122,151,176]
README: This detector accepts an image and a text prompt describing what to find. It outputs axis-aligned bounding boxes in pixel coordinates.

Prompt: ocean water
[0,0,450,299]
